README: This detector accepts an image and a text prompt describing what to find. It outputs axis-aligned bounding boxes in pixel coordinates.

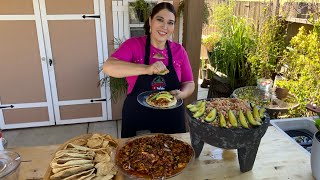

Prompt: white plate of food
[137,90,183,109]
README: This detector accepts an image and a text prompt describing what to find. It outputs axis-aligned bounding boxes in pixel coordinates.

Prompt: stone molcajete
[187,99,270,173]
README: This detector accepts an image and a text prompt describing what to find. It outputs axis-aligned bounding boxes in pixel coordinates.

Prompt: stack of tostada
[47,133,118,180]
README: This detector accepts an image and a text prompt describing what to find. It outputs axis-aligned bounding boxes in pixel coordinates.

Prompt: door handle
[82,15,100,19]
[90,99,106,102]
[49,59,53,66]
[0,105,14,109]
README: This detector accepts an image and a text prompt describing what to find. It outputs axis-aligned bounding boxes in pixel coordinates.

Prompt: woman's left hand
[170,82,195,100]
[170,89,184,100]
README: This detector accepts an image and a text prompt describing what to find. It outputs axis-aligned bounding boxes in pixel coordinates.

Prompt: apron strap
[166,40,173,67]
[144,36,151,65]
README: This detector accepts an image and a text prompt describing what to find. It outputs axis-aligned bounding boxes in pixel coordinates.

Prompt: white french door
[39,0,111,124]
[0,0,111,129]
[0,0,55,129]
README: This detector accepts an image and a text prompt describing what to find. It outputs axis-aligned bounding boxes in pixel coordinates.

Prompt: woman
[103,2,195,138]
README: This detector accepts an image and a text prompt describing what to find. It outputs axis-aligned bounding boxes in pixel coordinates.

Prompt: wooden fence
[202,0,320,36]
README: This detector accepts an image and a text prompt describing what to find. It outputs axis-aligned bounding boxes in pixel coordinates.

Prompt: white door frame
[0,0,56,129]
[38,0,111,125]
[99,0,112,120]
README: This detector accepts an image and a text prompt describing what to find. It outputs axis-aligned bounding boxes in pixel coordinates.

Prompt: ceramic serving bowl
[115,134,194,180]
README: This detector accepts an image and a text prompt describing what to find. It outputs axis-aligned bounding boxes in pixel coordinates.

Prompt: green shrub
[278,20,320,117]
[248,15,287,80]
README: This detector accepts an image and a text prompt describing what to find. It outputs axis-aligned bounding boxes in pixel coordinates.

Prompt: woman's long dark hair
[144,2,176,35]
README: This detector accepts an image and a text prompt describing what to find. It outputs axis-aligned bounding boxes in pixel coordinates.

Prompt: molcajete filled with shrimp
[186,98,270,172]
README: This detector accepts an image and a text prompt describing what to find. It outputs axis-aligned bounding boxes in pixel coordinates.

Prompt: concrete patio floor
[3,81,209,148]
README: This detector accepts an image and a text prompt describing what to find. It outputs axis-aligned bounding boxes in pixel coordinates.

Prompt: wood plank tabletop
[10,126,314,180]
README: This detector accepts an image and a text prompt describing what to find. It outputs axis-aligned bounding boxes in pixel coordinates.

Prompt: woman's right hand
[146,61,169,75]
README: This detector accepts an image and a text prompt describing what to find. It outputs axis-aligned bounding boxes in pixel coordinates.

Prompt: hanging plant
[177,0,211,26]
[133,0,151,22]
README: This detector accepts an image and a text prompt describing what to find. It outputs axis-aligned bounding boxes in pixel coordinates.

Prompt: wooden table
[11,126,314,180]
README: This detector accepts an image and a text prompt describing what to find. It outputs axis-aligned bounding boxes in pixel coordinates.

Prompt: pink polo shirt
[111,36,194,94]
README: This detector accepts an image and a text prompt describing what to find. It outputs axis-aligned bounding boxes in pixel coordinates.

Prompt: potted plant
[202,32,221,54]
[312,127,320,180]
[246,7,288,91]
[99,37,128,103]
[99,75,127,103]
[200,33,221,89]
[308,104,320,180]
[208,2,256,91]
[133,0,151,22]
[199,58,210,88]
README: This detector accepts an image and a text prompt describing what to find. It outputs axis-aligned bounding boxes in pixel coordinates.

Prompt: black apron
[121,36,186,138]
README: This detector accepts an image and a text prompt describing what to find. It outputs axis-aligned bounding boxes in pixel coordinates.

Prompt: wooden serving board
[12,127,314,180]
